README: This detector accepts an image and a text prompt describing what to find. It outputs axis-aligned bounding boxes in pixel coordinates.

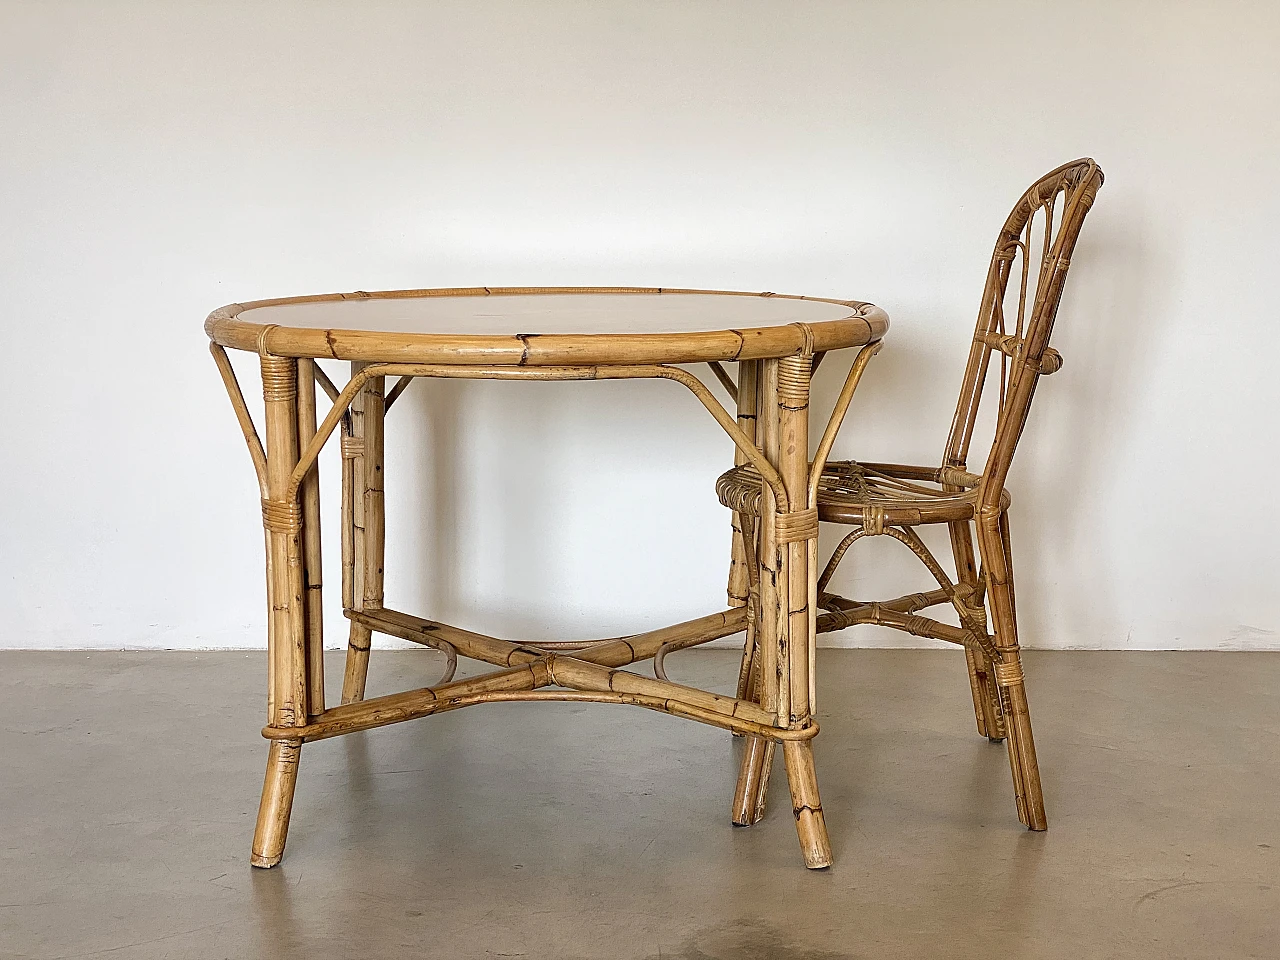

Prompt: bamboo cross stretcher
[206,288,887,870]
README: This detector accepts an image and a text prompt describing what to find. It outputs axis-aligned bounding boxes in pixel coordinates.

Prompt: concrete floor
[1,649,1277,960]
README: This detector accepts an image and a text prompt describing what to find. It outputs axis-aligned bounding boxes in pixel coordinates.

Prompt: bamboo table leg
[297,360,325,718]
[252,354,311,868]
[730,353,832,868]
[774,353,831,867]
[728,361,760,690]
[340,365,385,704]
[732,359,776,827]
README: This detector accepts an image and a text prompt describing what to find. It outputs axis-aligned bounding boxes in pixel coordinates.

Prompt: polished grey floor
[1,649,1276,959]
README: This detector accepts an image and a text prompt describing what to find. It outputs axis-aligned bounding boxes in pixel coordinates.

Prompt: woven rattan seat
[717,460,1012,527]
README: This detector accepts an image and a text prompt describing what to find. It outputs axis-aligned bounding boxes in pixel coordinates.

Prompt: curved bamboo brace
[312,362,340,402]
[436,641,458,685]
[653,643,673,681]
[808,341,882,509]
[815,523,999,662]
[818,524,957,607]
[209,343,267,496]
[284,362,789,508]
[802,339,882,709]
[383,375,414,411]
[817,528,869,595]
[642,365,789,510]
[652,628,725,681]
[706,361,738,403]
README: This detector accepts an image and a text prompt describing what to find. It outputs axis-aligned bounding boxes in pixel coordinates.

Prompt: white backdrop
[2,1,1277,651]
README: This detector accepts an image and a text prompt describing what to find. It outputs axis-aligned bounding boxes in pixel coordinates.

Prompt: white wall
[2,0,1277,651]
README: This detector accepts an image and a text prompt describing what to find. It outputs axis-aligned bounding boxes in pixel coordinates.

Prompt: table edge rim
[204,286,889,365]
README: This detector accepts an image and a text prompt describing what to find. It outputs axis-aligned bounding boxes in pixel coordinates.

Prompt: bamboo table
[206,287,888,869]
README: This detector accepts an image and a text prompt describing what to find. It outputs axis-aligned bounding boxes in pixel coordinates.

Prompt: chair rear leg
[976,510,1046,830]
[948,519,1006,740]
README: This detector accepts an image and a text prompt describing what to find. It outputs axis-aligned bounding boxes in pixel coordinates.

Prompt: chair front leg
[977,509,1046,830]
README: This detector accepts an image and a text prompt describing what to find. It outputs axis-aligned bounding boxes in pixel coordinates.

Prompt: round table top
[206,287,887,366]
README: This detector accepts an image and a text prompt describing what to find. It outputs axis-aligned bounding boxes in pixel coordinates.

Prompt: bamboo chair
[717,159,1104,830]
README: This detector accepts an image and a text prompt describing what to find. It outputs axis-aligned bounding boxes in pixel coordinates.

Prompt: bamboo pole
[732,359,780,826]
[296,359,325,717]
[251,354,307,868]
[982,509,1046,829]
[574,608,747,668]
[545,656,776,728]
[349,608,541,668]
[340,410,356,611]
[726,361,759,610]
[729,362,761,707]
[340,365,385,704]
[274,663,550,742]
[350,606,747,671]
[209,344,267,495]
[776,351,831,868]
[340,363,369,703]
[948,518,1004,739]
[268,682,820,746]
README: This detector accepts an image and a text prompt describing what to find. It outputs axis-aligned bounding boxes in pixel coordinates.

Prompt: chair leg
[340,623,373,705]
[966,647,1006,742]
[783,740,831,868]
[976,511,1046,830]
[251,739,302,867]
[948,519,1006,741]
[731,736,773,826]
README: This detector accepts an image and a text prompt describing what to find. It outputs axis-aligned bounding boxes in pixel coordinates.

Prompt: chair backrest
[942,159,1104,507]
